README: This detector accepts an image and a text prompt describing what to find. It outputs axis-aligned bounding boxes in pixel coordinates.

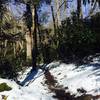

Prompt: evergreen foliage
[0,83,12,92]
[57,12,100,62]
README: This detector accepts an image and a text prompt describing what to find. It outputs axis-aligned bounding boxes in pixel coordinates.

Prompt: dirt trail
[44,70,100,100]
[44,70,76,100]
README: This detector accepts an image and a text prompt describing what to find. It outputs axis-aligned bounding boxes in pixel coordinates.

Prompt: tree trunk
[25,28,32,60]
[64,0,67,18]
[51,5,56,35]
[4,40,7,57]
[77,0,82,19]
[51,4,59,59]
[13,42,16,57]
[24,3,33,64]
[55,0,61,26]
[32,5,38,69]
[25,3,38,69]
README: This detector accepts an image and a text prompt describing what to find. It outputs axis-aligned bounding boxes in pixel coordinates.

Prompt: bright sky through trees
[7,0,100,22]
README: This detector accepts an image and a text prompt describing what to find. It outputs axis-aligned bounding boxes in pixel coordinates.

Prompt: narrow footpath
[44,70,100,100]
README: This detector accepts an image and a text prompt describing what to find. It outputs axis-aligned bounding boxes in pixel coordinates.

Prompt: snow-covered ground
[0,57,100,100]
[0,68,55,100]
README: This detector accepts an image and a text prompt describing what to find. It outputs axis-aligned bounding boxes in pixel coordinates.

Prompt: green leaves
[0,83,12,92]
[56,13,98,59]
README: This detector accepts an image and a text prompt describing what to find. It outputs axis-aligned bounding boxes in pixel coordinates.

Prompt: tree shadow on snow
[80,62,100,82]
[88,63,100,70]
[18,64,49,86]
[18,69,38,86]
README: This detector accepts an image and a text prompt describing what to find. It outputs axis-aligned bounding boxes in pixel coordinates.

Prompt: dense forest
[0,0,100,79]
[0,0,100,100]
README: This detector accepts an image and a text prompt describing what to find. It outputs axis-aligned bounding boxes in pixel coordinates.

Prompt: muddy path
[44,70,100,100]
[44,70,76,100]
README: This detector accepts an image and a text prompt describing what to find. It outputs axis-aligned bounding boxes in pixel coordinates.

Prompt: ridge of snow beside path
[50,62,100,96]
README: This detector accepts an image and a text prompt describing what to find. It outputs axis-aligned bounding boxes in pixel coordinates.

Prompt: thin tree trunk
[64,0,67,18]
[55,0,61,26]
[4,40,7,57]
[51,5,56,35]
[25,28,32,60]
[25,3,33,63]
[32,5,38,69]
[13,42,16,57]
[77,0,82,19]
[51,4,59,59]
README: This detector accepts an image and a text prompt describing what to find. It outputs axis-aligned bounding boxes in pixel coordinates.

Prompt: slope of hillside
[0,57,100,100]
